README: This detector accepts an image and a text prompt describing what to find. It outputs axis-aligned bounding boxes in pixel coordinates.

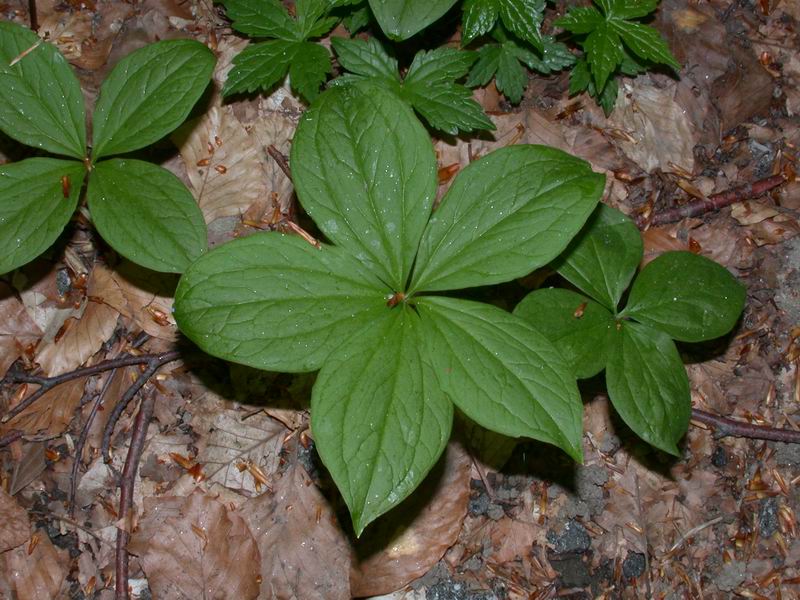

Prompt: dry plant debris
[1,0,800,598]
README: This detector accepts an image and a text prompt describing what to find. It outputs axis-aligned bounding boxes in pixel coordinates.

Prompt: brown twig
[0,429,22,448]
[691,408,800,443]
[100,351,181,463]
[29,0,38,31]
[2,352,179,424]
[267,144,291,181]
[114,391,155,600]
[642,174,786,227]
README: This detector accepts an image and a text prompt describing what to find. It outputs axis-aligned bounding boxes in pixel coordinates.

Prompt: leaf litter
[1,0,800,597]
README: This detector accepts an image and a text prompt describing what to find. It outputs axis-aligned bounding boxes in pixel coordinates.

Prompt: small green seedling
[514,204,746,455]
[174,82,605,534]
[0,22,214,274]
[555,0,680,115]
[332,37,493,134]
[220,0,351,101]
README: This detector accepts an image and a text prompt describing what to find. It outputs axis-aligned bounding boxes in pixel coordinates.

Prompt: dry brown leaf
[3,530,67,600]
[3,376,87,437]
[731,201,781,225]
[0,488,30,552]
[8,442,46,495]
[107,261,179,341]
[711,46,774,133]
[129,491,260,600]
[241,444,351,600]
[0,282,42,377]
[193,408,286,494]
[350,441,471,597]
[607,78,696,174]
[173,105,275,224]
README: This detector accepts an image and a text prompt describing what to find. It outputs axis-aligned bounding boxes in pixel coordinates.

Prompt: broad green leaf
[92,40,215,160]
[417,297,583,461]
[223,40,296,96]
[462,0,499,45]
[514,288,615,379]
[0,158,84,274]
[411,145,604,293]
[292,84,437,290]
[311,307,452,535]
[404,47,476,85]
[174,232,387,372]
[495,42,527,103]
[296,0,337,38]
[288,41,331,102]
[368,0,459,40]
[552,204,642,311]
[342,4,372,33]
[87,159,207,273]
[620,251,746,342]
[612,21,680,71]
[595,77,619,115]
[539,37,577,72]
[584,22,623,91]
[331,37,399,82]
[554,6,603,34]
[569,57,592,94]
[609,0,659,20]
[498,0,544,49]
[0,21,86,158]
[606,321,690,455]
[221,0,298,39]
[465,44,501,87]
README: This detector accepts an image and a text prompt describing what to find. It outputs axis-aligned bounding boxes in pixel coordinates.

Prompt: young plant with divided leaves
[514,204,746,455]
[173,83,605,534]
[0,22,215,274]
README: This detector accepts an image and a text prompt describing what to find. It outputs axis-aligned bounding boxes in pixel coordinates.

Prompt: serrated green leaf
[342,4,372,33]
[569,58,592,94]
[620,251,746,342]
[514,288,615,379]
[0,158,84,274]
[595,76,619,115]
[296,0,335,38]
[584,22,623,91]
[606,321,690,455]
[552,204,642,311]
[368,0,460,40]
[0,22,86,158]
[288,41,331,102]
[465,43,502,87]
[222,40,295,96]
[411,145,604,293]
[403,84,494,135]
[612,21,680,70]
[495,42,527,103]
[304,15,340,39]
[331,37,398,82]
[554,6,603,34]
[221,0,298,39]
[174,232,387,372]
[608,0,659,21]
[405,47,476,85]
[91,40,215,160]
[540,36,577,72]
[311,307,452,535]
[462,0,499,45]
[87,159,207,273]
[498,0,545,49]
[417,297,583,461]
[292,84,437,290]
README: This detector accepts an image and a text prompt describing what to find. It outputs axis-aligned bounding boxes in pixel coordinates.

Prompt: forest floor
[1,0,800,598]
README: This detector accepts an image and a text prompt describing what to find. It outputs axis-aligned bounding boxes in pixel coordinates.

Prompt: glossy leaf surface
[368,0,459,40]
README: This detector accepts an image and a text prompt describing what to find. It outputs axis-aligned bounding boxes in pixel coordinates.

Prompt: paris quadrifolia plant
[173,82,606,534]
[515,205,745,455]
[0,21,215,274]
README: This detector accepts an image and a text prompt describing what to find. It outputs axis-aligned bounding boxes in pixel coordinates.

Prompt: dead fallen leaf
[8,442,46,496]
[241,443,351,600]
[0,488,30,552]
[129,490,260,600]
[106,261,179,341]
[0,282,42,377]
[3,376,87,437]
[711,46,775,133]
[731,200,781,225]
[193,406,286,495]
[173,105,277,224]
[350,440,471,597]
[607,78,697,174]
[3,530,67,600]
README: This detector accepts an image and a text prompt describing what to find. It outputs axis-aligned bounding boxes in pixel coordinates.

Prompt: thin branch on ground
[691,408,800,443]
[29,0,37,31]
[115,391,155,600]
[100,351,181,463]
[641,174,786,227]
[0,429,22,448]
[267,144,292,180]
[2,351,180,424]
